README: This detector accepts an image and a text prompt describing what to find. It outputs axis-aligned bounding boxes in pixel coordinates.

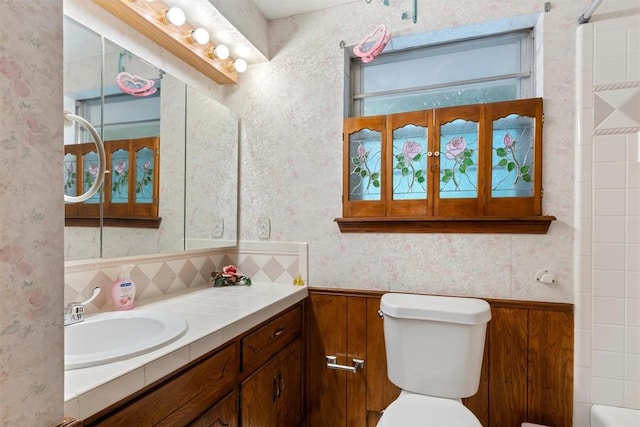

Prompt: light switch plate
[257,218,270,239]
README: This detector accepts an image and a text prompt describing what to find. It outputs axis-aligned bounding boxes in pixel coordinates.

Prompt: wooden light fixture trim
[95,0,239,85]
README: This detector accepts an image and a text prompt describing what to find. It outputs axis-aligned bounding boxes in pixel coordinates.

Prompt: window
[339,25,554,234]
[349,30,534,117]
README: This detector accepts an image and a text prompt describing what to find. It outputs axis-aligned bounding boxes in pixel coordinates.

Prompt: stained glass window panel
[111,149,129,204]
[82,151,100,204]
[135,147,154,204]
[439,119,478,199]
[64,152,77,197]
[349,128,382,201]
[491,114,534,198]
[392,124,427,200]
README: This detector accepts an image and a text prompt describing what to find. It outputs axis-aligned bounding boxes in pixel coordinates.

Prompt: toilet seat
[377,393,482,427]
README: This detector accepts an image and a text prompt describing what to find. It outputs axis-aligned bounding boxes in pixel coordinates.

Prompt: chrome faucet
[64,287,101,326]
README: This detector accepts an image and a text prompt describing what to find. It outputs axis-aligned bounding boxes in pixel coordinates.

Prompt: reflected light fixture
[210,44,230,60]
[96,0,241,84]
[189,27,210,45]
[163,7,186,25]
[228,58,248,73]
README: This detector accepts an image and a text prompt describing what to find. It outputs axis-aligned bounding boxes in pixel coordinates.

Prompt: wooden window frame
[336,98,555,234]
[65,136,161,228]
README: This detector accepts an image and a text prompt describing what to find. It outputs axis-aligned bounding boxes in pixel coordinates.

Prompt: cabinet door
[189,390,238,427]
[386,110,431,217]
[433,104,485,216]
[343,115,387,217]
[240,356,279,427]
[277,338,302,427]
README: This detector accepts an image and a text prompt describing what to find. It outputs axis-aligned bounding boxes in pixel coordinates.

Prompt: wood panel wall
[305,289,573,427]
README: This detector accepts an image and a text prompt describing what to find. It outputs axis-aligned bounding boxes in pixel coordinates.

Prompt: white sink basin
[65,310,188,370]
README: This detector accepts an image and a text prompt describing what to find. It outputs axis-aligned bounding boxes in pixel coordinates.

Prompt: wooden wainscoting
[305,289,573,427]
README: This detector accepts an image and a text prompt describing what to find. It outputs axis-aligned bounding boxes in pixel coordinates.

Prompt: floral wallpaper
[225,0,569,301]
[0,1,64,425]
[226,0,637,303]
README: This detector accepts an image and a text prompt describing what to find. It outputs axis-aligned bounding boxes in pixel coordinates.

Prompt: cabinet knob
[427,151,433,157]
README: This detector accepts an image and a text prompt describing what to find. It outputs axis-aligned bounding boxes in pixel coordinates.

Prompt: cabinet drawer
[242,305,301,372]
[91,342,238,426]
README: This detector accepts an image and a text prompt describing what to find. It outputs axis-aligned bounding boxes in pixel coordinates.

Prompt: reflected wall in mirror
[63,16,238,261]
[185,86,238,249]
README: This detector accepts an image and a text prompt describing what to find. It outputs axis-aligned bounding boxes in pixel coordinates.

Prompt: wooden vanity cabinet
[87,342,238,426]
[241,338,302,427]
[240,305,303,426]
[81,302,305,427]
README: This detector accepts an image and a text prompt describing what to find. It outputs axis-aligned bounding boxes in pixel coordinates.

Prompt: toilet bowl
[377,391,481,427]
[377,293,491,427]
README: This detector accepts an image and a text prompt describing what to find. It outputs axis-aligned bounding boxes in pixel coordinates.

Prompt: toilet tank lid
[380,293,491,325]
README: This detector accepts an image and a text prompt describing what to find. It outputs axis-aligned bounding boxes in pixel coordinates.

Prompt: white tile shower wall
[575,11,640,421]
[64,241,308,313]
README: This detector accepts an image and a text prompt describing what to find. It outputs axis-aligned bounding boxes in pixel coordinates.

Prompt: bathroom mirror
[63,17,238,261]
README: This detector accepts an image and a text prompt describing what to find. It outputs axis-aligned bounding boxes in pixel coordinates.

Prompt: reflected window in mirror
[65,83,162,228]
[64,137,160,227]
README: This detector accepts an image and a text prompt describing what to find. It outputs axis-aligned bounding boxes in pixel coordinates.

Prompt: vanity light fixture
[162,7,186,26]
[95,0,243,84]
[228,58,248,73]
[210,44,230,60]
[189,28,210,45]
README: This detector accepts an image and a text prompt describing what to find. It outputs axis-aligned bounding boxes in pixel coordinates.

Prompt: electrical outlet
[212,217,224,238]
[257,218,270,239]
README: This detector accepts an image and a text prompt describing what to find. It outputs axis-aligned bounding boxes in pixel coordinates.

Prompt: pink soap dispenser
[111,266,136,310]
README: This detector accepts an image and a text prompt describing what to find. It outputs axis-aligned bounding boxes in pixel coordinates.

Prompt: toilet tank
[380,293,491,399]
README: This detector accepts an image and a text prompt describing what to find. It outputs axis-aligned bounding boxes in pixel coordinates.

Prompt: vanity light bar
[94,0,243,85]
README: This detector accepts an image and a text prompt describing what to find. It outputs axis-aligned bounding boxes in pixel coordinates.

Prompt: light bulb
[230,58,248,73]
[211,44,230,60]
[164,7,185,26]
[190,28,210,45]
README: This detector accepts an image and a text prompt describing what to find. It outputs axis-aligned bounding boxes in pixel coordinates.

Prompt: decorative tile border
[64,241,308,313]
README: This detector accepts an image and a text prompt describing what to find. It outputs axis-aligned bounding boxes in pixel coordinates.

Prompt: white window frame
[348,26,537,117]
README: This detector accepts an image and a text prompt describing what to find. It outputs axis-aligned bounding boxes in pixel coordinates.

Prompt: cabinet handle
[271,327,284,338]
[279,371,285,394]
[273,374,279,403]
[325,356,365,373]
[434,151,440,157]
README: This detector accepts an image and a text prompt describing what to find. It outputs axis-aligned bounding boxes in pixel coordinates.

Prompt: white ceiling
[252,0,360,20]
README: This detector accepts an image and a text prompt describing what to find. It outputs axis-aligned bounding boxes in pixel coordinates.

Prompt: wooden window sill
[65,216,162,229]
[335,216,556,234]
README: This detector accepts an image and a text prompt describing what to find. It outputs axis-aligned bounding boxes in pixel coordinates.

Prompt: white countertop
[64,282,308,421]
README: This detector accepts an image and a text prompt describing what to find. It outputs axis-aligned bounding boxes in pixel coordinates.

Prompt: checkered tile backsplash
[65,241,308,314]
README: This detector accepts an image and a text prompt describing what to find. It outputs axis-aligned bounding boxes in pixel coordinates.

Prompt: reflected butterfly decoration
[116,72,157,97]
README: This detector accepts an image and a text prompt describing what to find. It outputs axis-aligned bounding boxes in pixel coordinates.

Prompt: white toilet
[377,293,491,427]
